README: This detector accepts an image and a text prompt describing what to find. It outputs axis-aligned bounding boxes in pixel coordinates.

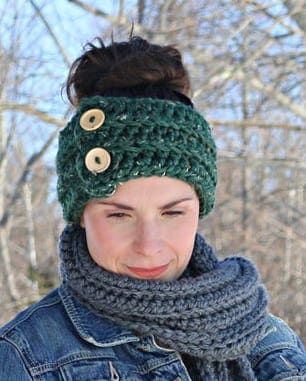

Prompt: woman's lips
[127,264,169,278]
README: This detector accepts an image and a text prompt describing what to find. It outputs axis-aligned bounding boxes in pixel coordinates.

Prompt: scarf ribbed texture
[59,225,269,380]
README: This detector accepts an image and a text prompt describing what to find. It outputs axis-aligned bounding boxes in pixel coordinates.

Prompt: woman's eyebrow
[160,197,194,209]
[97,197,194,210]
[97,201,134,210]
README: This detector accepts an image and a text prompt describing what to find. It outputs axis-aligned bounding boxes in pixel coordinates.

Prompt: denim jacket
[1,286,305,381]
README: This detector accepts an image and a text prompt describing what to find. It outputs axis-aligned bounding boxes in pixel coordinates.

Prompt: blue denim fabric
[248,314,306,380]
[0,286,305,380]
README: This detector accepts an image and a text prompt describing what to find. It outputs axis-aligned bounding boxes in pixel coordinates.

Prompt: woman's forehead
[112,176,196,195]
[90,176,198,205]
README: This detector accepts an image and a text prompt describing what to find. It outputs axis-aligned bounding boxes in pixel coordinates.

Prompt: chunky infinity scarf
[59,225,269,380]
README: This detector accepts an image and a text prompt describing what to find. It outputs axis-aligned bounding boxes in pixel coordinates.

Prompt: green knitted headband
[56,96,217,223]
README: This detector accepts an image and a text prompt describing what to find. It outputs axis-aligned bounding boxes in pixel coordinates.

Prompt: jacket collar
[59,284,139,347]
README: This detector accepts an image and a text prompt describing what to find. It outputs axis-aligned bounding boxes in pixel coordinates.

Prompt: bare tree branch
[284,0,306,31]
[0,102,65,127]
[219,151,306,168]
[27,0,71,68]
[0,128,58,228]
[234,70,306,120]
[67,0,146,34]
[209,119,306,132]
[246,0,306,39]
[137,0,145,24]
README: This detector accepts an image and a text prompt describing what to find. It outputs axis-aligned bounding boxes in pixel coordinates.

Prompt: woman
[0,36,305,381]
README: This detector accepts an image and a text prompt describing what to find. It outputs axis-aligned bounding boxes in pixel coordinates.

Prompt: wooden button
[80,109,105,131]
[85,148,111,173]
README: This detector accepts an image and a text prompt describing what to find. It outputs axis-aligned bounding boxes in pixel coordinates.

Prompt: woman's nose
[133,221,163,257]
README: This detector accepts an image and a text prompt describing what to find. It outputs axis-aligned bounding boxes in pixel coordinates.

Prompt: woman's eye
[163,210,184,216]
[107,212,129,218]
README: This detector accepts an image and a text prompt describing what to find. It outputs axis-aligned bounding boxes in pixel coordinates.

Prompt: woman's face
[81,176,199,281]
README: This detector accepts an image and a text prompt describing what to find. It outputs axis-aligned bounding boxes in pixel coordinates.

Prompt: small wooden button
[85,148,111,173]
[80,109,105,131]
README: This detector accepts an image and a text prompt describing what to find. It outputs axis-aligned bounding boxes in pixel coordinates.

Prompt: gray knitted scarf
[59,225,269,380]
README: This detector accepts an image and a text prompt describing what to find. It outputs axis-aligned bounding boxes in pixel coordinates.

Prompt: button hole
[89,116,96,123]
[95,156,101,164]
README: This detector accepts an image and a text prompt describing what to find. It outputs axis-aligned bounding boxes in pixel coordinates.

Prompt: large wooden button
[85,148,111,173]
[80,109,105,131]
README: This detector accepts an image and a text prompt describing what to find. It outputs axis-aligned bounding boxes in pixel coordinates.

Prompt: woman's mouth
[127,264,169,279]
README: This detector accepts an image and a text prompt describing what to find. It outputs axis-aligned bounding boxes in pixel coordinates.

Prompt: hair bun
[66,36,191,106]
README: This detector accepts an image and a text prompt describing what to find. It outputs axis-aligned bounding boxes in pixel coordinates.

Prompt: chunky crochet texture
[60,226,269,380]
[56,96,217,223]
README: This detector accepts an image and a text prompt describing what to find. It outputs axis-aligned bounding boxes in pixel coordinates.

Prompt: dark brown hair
[66,36,192,107]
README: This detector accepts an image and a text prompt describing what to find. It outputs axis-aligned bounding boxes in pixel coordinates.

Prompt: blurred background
[0,0,305,343]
